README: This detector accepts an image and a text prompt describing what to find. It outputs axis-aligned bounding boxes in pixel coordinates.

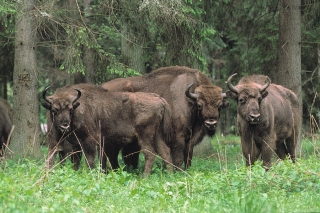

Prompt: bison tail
[160,98,172,146]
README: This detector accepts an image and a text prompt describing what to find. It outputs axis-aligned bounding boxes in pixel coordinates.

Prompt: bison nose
[205,119,218,130]
[59,123,70,131]
[249,113,260,123]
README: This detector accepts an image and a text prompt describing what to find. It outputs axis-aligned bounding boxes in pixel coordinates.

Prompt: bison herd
[0,66,301,176]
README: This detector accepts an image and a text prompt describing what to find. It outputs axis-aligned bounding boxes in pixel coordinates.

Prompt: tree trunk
[278,0,301,100]
[8,0,41,159]
[83,0,96,83]
[278,0,302,154]
[121,25,145,74]
[318,46,320,126]
[318,47,320,85]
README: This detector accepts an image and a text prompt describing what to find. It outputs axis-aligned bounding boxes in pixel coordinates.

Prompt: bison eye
[52,108,58,114]
[197,103,203,110]
[239,98,246,104]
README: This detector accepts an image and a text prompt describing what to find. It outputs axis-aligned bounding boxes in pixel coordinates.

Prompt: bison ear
[261,91,268,99]
[42,102,51,110]
[226,90,238,100]
[73,102,80,109]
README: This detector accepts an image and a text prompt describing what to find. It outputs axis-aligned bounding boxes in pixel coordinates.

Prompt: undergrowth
[0,134,320,213]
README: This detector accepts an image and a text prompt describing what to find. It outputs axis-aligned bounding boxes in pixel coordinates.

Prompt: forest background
[0,0,319,159]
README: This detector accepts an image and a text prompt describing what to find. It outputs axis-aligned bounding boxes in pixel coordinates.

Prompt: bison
[0,98,13,157]
[101,66,229,170]
[226,74,300,168]
[42,83,172,176]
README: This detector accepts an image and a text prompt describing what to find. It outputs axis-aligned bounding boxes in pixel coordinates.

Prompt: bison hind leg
[285,135,297,163]
[122,140,141,170]
[141,146,156,177]
[155,135,173,173]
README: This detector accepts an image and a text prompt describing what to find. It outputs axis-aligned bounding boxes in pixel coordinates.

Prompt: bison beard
[42,83,173,176]
[101,66,229,170]
[226,74,301,169]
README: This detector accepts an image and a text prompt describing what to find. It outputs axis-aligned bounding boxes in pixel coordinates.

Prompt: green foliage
[300,2,320,125]
[98,0,219,71]
[1,135,320,212]
[207,0,279,77]
[0,0,15,29]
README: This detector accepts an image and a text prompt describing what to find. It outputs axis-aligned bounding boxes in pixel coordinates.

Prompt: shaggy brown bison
[0,98,13,156]
[226,74,300,168]
[42,83,172,176]
[101,66,229,170]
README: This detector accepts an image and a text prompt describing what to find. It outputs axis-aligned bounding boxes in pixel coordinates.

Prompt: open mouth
[205,123,217,130]
[249,117,259,125]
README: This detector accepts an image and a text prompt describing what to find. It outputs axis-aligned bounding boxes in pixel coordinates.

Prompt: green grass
[1,134,320,213]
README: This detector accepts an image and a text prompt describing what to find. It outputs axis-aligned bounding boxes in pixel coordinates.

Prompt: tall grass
[1,133,320,213]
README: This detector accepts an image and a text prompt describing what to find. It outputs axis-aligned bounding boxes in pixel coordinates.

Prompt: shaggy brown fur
[42,83,172,176]
[101,66,229,170]
[0,98,12,156]
[226,74,300,168]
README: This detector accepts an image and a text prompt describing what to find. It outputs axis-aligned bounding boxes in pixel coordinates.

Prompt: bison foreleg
[71,145,82,170]
[46,147,58,169]
[104,143,122,170]
[275,141,289,160]
[171,131,185,170]
[241,139,260,166]
[184,142,193,170]
[260,141,276,169]
[82,146,96,170]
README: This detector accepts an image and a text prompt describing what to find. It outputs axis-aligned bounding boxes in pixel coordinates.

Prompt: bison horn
[72,89,81,104]
[185,83,198,100]
[221,93,227,99]
[42,86,53,104]
[226,73,239,93]
[259,77,271,92]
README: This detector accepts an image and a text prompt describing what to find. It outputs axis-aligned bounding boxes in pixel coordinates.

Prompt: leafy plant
[1,135,320,212]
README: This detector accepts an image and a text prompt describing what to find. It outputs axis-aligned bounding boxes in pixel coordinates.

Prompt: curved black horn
[42,86,52,104]
[72,89,81,103]
[226,73,239,93]
[185,83,198,100]
[259,77,271,92]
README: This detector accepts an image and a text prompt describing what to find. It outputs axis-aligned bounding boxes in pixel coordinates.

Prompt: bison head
[42,86,81,132]
[185,83,229,133]
[226,74,270,125]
